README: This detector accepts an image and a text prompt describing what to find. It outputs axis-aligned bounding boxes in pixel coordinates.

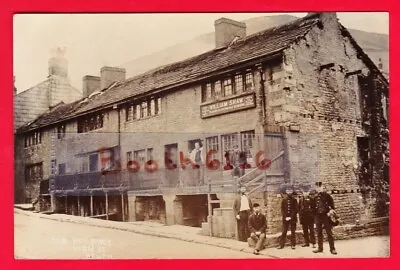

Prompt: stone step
[200,222,210,236]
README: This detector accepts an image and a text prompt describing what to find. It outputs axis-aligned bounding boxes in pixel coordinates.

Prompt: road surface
[14,211,259,259]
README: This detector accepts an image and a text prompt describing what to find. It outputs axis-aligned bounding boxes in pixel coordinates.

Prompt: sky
[13,12,389,93]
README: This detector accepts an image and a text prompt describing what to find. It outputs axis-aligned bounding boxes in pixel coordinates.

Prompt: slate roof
[19,12,385,133]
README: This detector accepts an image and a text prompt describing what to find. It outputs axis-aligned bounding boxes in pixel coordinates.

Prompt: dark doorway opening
[357,136,372,187]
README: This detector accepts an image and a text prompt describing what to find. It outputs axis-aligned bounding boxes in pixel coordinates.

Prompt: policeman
[299,187,316,248]
[313,182,337,255]
[277,185,298,249]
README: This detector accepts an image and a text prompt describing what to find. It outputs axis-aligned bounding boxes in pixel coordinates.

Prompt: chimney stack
[214,18,246,49]
[82,75,101,97]
[100,66,126,90]
[49,47,68,77]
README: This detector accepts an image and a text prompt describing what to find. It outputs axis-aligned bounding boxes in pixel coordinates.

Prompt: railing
[240,150,285,194]
[53,166,238,193]
[53,150,288,196]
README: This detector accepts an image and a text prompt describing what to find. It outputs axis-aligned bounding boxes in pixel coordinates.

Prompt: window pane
[214,81,221,98]
[155,98,159,114]
[206,83,213,100]
[206,136,219,158]
[134,149,146,163]
[150,99,155,116]
[157,98,162,114]
[223,78,233,96]
[147,100,151,116]
[235,74,243,93]
[245,72,254,91]
[222,133,239,165]
[89,154,98,172]
[126,105,132,121]
[147,148,153,160]
[136,105,140,118]
[241,130,255,159]
[127,151,132,162]
[141,102,148,118]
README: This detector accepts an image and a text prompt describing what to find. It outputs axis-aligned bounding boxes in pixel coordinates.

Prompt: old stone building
[14,48,82,130]
[14,48,82,202]
[14,13,388,238]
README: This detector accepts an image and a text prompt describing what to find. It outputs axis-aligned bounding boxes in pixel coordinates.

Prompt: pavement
[14,211,259,259]
[14,206,389,258]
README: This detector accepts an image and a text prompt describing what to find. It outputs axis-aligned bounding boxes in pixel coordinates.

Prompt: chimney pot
[48,47,68,77]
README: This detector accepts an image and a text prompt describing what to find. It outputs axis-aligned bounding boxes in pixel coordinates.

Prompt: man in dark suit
[277,185,298,249]
[312,182,337,255]
[299,188,316,248]
[233,185,253,242]
[248,203,267,255]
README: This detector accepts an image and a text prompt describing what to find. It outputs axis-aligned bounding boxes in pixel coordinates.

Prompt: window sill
[78,127,105,134]
[125,114,161,124]
[201,90,255,105]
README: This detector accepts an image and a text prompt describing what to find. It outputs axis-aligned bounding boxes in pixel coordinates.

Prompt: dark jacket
[233,194,253,216]
[299,196,316,224]
[315,192,335,214]
[281,195,298,221]
[248,212,267,233]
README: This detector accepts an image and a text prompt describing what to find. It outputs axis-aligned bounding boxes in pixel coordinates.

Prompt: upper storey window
[201,70,254,103]
[77,112,104,133]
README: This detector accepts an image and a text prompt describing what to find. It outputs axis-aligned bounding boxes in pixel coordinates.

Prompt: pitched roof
[16,13,325,133]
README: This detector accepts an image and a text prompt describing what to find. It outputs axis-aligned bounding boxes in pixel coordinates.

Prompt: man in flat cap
[277,185,298,249]
[248,203,267,255]
[313,182,337,255]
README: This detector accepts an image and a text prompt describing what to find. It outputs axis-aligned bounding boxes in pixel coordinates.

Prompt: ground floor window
[134,149,146,163]
[164,144,178,168]
[89,153,99,172]
[222,133,240,165]
[241,130,256,159]
[25,163,43,182]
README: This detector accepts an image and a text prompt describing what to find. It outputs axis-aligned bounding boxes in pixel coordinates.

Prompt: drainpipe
[115,104,121,147]
[113,104,121,172]
[257,64,267,124]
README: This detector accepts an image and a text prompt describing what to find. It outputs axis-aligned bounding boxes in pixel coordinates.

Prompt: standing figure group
[277,182,338,255]
[233,182,338,256]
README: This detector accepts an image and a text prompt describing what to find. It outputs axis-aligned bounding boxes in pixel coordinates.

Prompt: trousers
[248,233,266,251]
[315,213,335,251]
[301,215,316,245]
[237,210,250,242]
[279,219,296,247]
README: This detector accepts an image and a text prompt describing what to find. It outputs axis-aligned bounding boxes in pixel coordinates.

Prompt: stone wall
[263,12,388,225]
